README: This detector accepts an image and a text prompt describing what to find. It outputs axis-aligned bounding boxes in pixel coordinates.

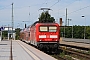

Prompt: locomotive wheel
[54,49,60,54]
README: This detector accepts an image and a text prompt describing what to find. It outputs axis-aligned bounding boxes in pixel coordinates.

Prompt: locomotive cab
[36,23,60,53]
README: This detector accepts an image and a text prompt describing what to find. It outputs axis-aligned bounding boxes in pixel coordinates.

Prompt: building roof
[3,27,15,31]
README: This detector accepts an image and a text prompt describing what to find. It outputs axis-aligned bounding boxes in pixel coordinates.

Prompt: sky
[0,0,90,29]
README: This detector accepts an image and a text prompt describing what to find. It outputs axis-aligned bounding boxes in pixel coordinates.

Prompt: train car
[26,26,31,43]
[20,29,24,40]
[29,22,60,52]
[20,28,27,42]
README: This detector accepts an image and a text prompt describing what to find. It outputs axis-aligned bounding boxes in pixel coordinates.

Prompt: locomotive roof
[31,21,58,27]
[31,21,40,27]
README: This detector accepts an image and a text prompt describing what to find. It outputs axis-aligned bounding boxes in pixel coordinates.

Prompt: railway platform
[0,40,56,60]
[60,38,90,50]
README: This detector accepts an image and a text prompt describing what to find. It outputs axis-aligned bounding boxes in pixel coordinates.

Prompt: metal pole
[68,19,69,26]
[29,6,30,21]
[11,3,14,41]
[64,8,68,38]
[64,24,65,38]
[84,17,86,39]
[71,19,73,38]
[10,3,13,60]
[68,19,72,26]
[66,8,67,26]
[8,25,9,40]
[82,16,86,39]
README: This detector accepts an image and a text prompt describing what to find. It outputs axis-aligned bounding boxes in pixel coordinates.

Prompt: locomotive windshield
[40,26,48,32]
[49,26,57,32]
[39,26,57,32]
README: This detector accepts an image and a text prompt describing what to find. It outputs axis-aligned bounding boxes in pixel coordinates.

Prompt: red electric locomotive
[30,22,60,52]
[20,22,60,53]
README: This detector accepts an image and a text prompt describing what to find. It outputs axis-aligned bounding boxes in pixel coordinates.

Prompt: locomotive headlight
[39,35,46,38]
[50,35,57,38]
[40,40,42,41]
[56,40,57,41]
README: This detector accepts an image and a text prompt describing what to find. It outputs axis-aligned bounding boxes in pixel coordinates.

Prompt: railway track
[55,44,90,60]
[51,54,67,60]
[51,47,90,60]
[60,48,90,60]
[65,48,90,58]
[50,43,90,60]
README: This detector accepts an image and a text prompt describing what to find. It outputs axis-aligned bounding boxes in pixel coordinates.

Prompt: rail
[59,44,90,60]
[60,44,90,50]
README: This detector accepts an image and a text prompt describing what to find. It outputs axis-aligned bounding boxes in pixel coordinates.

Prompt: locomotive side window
[40,26,48,32]
[28,32,30,37]
[49,26,57,32]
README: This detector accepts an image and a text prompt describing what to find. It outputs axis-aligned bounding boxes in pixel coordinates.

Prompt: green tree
[2,31,8,39]
[73,25,84,39]
[38,11,55,23]
[60,25,87,39]
[86,26,90,39]
[15,28,21,40]
[65,27,72,38]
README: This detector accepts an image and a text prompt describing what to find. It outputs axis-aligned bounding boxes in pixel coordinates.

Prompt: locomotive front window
[40,26,48,32]
[49,26,57,32]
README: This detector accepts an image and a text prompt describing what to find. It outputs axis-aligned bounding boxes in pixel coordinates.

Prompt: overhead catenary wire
[60,5,90,17]
[0,4,11,10]
[49,0,61,8]
[68,5,90,15]
[53,0,80,18]
[59,0,78,11]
